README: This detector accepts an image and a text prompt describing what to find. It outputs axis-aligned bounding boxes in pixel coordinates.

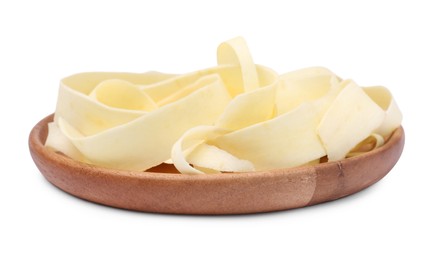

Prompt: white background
[1,0,433,259]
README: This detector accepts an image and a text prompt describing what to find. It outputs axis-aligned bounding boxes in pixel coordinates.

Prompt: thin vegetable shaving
[45,37,402,174]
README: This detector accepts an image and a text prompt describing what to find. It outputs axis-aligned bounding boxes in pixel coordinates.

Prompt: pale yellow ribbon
[45,37,402,174]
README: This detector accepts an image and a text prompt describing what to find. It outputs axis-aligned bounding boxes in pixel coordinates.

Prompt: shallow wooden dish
[29,115,404,215]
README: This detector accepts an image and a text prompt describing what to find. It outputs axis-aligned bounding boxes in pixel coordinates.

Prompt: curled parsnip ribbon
[45,37,402,174]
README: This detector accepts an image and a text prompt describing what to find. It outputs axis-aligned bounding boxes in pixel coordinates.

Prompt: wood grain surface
[29,115,405,214]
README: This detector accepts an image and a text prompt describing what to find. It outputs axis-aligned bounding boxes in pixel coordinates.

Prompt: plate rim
[29,114,405,214]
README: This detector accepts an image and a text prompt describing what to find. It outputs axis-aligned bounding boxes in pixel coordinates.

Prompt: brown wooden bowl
[29,114,405,215]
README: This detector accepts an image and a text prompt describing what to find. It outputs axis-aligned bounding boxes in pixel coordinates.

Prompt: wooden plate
[29,115,405,214]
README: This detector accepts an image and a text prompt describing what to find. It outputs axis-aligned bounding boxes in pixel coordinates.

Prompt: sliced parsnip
[157,75,220,106]
[171,125,225,174]
[57,75,232,171]
[318,80,386,161]
[276,67,341,115]
[363,86,403,138]
[61,71,176,95]
[217,37,259,93]
[46,37,402,174]
[215,64,279,131]
[45,122,87,162]
[216,84,277,131]
[171,125,253,174]
[90,79,157,111]
[55,81,145,136]
[347,133,384,157]
[55,71,174,136]
[187,143,255,173]
[214,103,327,170]
[140,71,206,103]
